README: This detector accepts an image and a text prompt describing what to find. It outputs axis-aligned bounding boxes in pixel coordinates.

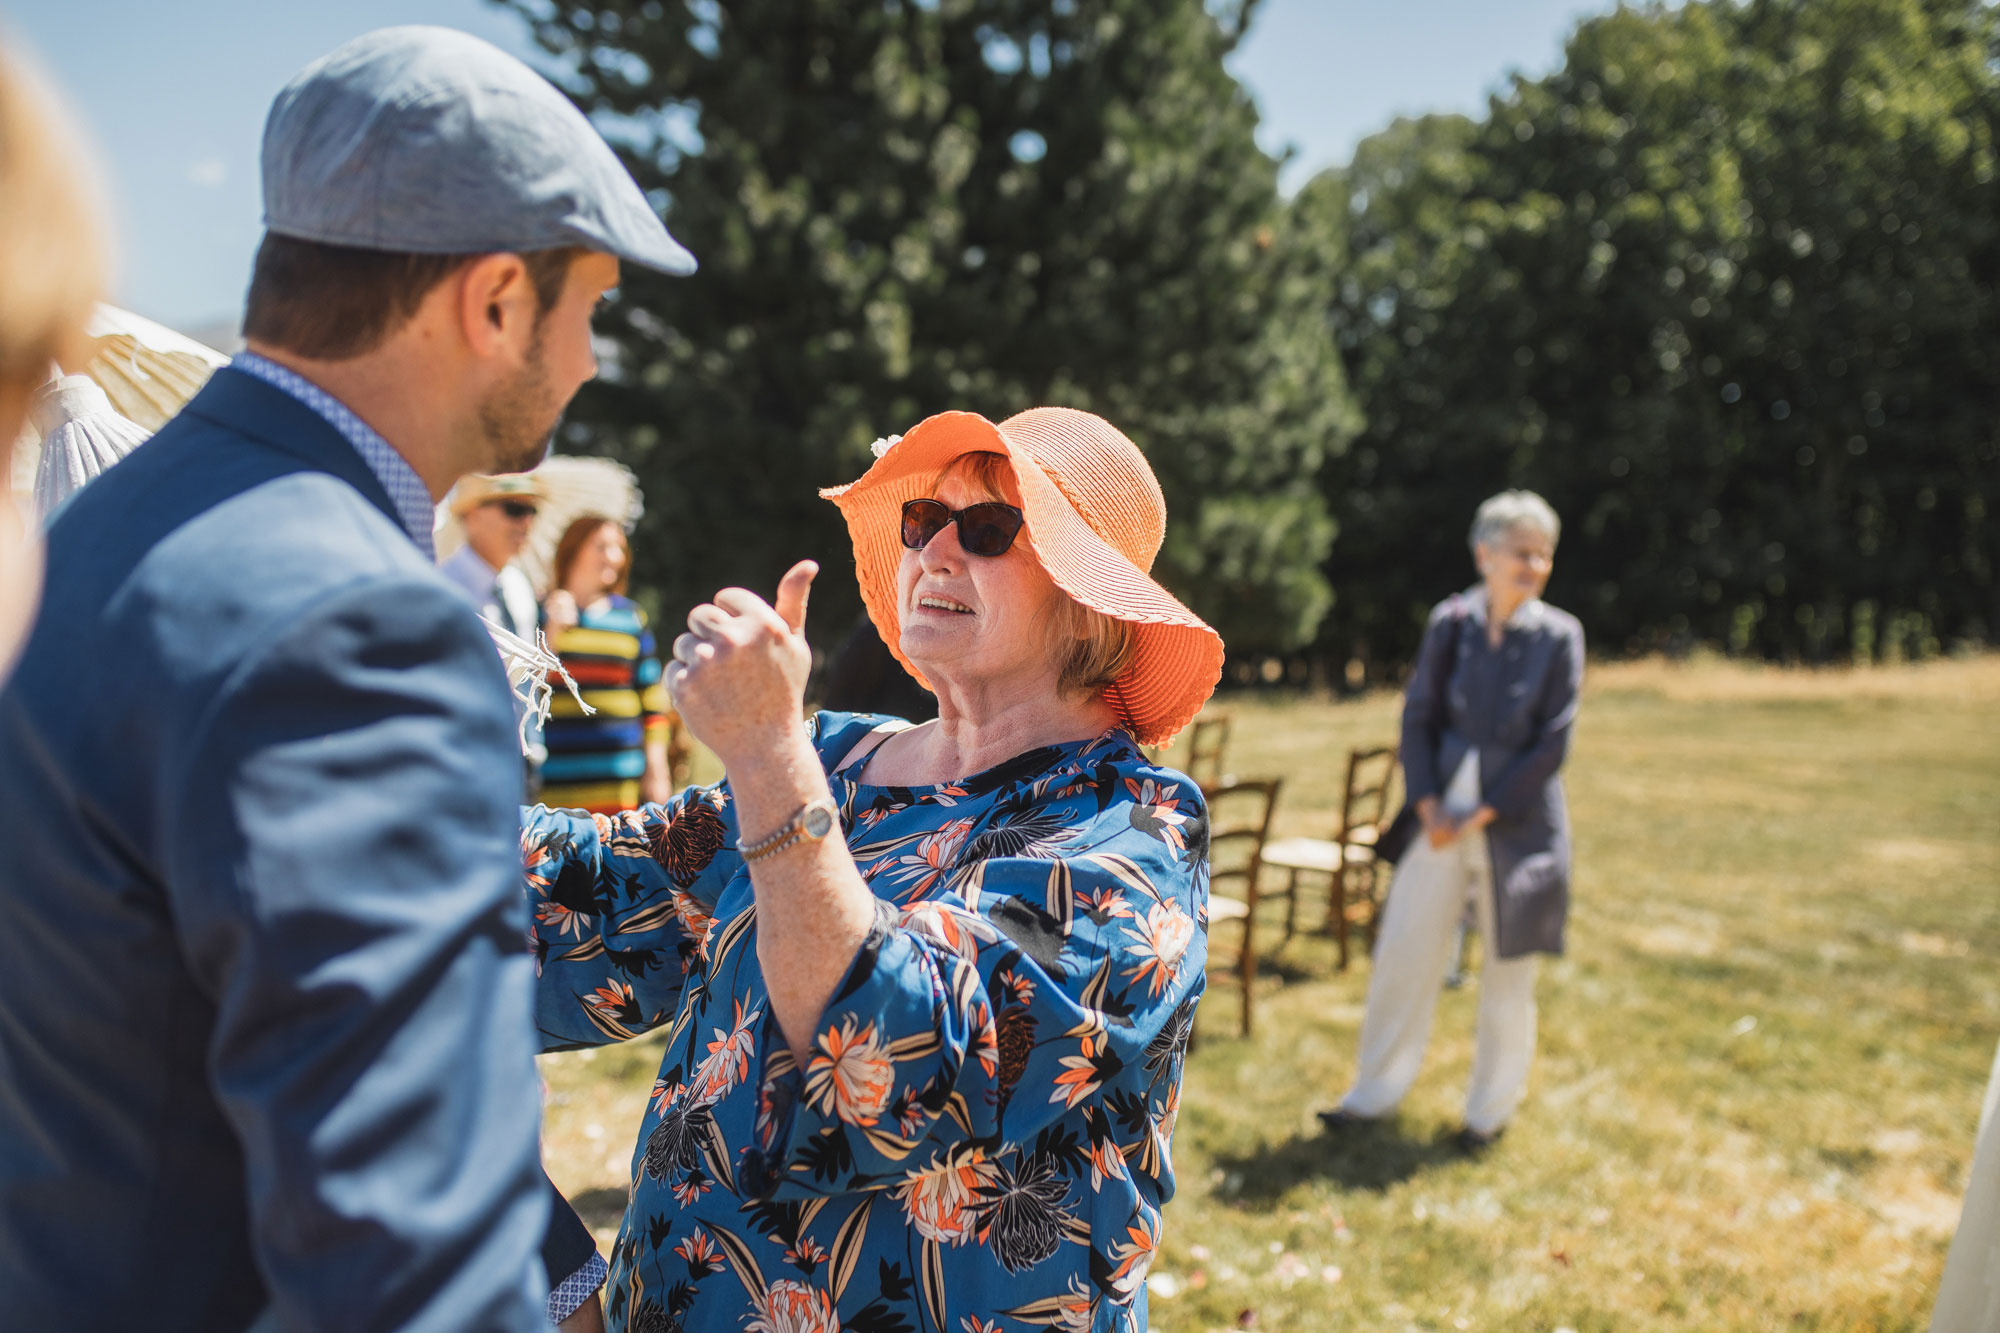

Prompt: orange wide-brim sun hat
[820,406,1223,748]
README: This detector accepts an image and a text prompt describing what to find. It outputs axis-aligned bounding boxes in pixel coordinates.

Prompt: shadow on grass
[1208,1119,1465,1207]
[1255,953,1324,985]
[569,1185,629,1233]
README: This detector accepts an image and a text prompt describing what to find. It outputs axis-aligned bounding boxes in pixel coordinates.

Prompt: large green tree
[500,0,1354,661]
[1325,0,1998,670]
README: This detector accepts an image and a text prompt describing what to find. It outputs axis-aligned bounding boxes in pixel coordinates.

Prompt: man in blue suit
[0,29,693,1331]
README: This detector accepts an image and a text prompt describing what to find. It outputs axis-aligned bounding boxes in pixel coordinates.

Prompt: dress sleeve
[524,782,737,1053]
[745,767,1208,1202]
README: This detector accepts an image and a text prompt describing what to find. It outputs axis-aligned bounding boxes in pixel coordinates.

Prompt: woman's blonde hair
[928,452,1138,698]
[0,41,104,399]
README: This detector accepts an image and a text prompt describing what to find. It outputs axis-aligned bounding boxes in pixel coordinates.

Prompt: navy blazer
[0,369,549,1330]
[1400,589,1585,958]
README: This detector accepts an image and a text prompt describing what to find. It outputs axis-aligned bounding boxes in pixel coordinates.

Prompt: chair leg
[1332,863,1350,971]
[1362,862,1383,953]
[1281,868,1300,945]
[1238,919,1256,1037]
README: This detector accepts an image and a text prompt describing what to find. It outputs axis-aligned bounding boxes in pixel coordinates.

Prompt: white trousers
[1338,755,1538,1135]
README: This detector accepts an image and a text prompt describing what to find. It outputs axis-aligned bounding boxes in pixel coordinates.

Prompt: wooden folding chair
[1184,712,1233,789]
[1262,745,1398,969]
[1200,776,1282,1037]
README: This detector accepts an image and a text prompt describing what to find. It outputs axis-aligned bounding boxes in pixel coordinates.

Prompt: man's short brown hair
[241,235,578,360]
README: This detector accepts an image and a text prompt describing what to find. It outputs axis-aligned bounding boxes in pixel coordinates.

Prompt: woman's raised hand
[665,560,818,772]
[542,589,580,636]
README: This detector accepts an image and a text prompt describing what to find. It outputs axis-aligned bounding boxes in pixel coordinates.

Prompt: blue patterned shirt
[523,711,1209,1333]
[231,352,437,559]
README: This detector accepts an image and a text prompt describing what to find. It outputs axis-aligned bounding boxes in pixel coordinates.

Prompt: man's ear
[455,252,535,359]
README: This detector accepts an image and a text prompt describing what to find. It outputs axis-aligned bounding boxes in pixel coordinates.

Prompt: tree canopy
[1324,0,1999,669]
[502,0,1354,661]
[502,0,1997,679]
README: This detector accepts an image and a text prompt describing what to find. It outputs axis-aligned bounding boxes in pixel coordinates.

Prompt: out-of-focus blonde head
[0,35,105,684]
[0,36,105,427]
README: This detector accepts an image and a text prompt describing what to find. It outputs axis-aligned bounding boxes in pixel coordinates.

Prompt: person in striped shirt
[540,515,674,812]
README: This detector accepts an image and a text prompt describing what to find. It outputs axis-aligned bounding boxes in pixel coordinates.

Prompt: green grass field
[539,657,2000,1330]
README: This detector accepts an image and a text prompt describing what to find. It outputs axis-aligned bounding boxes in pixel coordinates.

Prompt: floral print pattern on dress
[522,712,1209,1333]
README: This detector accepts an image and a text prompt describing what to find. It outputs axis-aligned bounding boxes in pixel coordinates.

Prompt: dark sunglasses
[900,498,1026,558]
[494,500,540,520]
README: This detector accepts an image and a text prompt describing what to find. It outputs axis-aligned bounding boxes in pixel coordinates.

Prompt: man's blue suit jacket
[0,368,550,1330]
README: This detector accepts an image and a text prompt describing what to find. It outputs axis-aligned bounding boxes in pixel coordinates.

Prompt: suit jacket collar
[179,366,405,538]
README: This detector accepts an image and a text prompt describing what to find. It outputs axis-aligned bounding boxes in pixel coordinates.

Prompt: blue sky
[8,0,1611,332]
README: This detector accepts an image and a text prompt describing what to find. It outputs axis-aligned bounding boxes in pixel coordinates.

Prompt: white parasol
[10,305,230,501]
[434,452,644,598]
[73,305,230,431]
[30,374,151,520]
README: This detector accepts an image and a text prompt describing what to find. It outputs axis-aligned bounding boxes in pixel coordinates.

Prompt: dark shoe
[1453,1124,1504,1154]
[1316,1107,1368,1133]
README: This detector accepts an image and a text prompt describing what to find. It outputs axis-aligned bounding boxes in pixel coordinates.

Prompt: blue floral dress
[522,711,1209,1333]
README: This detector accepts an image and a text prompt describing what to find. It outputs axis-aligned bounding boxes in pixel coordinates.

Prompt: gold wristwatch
[738,797,842,865]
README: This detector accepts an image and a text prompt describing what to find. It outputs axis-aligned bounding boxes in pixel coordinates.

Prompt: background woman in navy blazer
[1323,491,1585,1148]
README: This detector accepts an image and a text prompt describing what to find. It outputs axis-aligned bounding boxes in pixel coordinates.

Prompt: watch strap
[739,798,840,865]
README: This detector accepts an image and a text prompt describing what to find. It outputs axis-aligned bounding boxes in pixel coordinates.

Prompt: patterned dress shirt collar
[231,351,437,560]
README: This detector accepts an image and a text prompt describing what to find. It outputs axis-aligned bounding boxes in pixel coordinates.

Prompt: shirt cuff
[547,1250,607,1325]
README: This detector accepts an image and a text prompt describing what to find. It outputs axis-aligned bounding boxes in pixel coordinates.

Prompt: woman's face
[1476,523,1555,605]
[570,523,627,596]
[896,468,1064,693]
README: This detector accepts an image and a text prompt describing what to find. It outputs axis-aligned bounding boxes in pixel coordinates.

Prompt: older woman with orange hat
[520,408,1221,1333]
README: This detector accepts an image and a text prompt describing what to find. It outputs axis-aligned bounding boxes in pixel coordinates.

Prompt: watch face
[802,804,836,839]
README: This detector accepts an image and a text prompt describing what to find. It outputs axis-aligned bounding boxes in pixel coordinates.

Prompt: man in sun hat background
[0,26,691,1332]
[443,471,553,794]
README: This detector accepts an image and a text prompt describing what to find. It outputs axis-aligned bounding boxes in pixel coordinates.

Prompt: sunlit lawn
[539,656,2000,1331]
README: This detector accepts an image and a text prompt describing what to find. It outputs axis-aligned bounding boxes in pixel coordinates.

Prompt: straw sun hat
[821,406,1223,747]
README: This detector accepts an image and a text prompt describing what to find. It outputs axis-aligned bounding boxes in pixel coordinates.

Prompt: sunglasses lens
[499,501,538,520]
[958,503,1024,557]
[901,500,951,550]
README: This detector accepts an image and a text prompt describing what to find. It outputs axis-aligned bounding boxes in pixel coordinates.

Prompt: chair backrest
[1186,712,1233,788]
[1203,777,1282,905]
[1338,745,1399,844]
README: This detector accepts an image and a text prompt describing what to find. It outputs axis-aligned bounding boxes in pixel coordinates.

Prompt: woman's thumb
[775,560,818,634]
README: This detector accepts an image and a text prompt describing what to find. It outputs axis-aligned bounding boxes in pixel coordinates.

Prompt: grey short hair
[1469,490,1561,552]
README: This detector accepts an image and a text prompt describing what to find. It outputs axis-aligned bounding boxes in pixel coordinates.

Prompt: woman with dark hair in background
[540,514,676,811]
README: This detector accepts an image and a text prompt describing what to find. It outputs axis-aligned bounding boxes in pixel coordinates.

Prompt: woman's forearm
[728,731,878,1066]
[641,735,672,803]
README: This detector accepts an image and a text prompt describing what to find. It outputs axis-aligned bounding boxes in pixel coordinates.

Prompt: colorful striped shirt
[540,595,669,813]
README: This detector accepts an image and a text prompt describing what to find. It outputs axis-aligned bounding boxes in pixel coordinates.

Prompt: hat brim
[448,479,548,518]
[822,411,1222,747]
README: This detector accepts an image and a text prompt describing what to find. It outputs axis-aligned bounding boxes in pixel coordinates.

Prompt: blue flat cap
[262,26,694,275]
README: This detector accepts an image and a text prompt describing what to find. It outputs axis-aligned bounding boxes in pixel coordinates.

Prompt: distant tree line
[1319,0,1998,672]
[503,0,1996,678]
